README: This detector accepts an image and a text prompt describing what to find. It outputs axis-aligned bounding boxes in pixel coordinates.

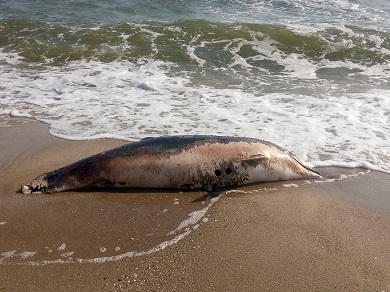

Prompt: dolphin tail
[293,157,322,179]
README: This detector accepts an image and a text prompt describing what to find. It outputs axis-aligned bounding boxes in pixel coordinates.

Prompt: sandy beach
[1,118,390,291]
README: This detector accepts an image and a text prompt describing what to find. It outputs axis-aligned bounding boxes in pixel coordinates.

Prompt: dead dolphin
[21,135,321,194]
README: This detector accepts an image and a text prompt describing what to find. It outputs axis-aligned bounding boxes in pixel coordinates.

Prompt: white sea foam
[167,207,209,235]
[282,183,299,188]
[203,0,390,30]
[61,251,74,257]
[0,49,389,173]
[57,243,66,251]
[19,251,37,259]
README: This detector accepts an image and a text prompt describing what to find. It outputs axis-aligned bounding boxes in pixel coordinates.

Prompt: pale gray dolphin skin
[21,135,322,194]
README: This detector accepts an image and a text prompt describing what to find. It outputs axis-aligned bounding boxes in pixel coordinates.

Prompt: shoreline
[1,118,390,291]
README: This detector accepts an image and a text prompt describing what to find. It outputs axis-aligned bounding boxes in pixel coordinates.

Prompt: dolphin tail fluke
[293,157,322,179]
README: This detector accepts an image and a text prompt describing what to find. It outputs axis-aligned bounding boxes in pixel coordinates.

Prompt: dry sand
[1,118,390,291]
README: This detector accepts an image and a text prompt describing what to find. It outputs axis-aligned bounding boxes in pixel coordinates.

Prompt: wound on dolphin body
[215,168,233,176]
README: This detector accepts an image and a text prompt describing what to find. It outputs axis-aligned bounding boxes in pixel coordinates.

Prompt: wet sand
[1,118,390,291]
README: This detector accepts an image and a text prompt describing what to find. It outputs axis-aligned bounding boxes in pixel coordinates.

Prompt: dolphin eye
[215,169,222,176]
[225,168,232,175]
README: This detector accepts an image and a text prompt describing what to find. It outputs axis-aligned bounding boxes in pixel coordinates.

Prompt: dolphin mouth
[21,183,48,194]
[21,184,33,194]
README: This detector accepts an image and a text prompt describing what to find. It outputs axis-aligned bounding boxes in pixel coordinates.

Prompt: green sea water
[0,0,389,172]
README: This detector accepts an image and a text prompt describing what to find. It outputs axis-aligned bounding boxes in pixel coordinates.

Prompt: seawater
[0,0,389,173]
